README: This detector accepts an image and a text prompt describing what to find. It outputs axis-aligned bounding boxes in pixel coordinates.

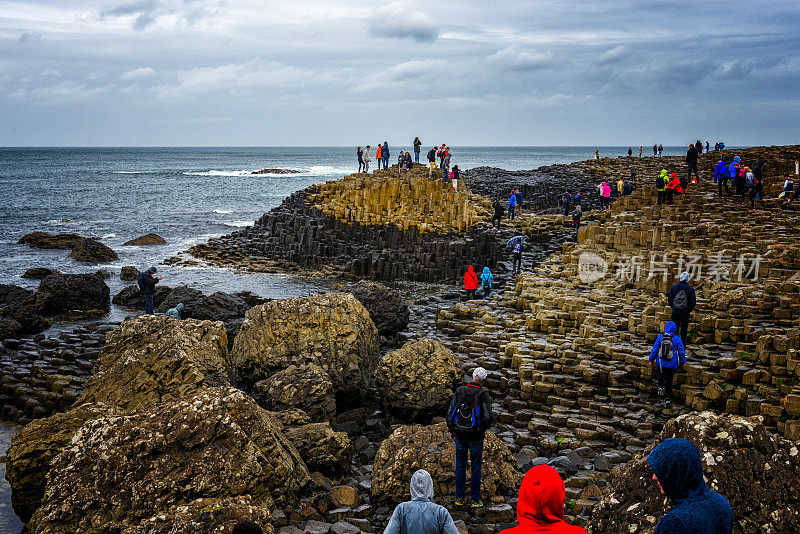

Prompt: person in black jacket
[491,199,505,228]
[447,367,493,508]
[357,147,364,173]
[427,147,437,177]
[139,266,162,315]
[666,272,696,345]
[685,144,699,186]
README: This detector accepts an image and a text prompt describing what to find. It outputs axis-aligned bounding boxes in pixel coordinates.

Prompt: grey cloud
[18,31,42,44]
[368,2,439,42]
[486,47,553,71]
[101,0,158,18]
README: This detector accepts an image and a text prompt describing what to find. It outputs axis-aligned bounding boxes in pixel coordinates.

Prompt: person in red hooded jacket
[463,265,479,300]
[499,465,587,534]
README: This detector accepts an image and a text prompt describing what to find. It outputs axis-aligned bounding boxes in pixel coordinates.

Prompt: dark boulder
[120,266,140,281]
[0,284,50,337]
[112,285,171,309]
[123,233,167,246]
[154,286,205,316]
[0,316,22,340]
[68,239,118,263]
[34,274,110,315]
[157,287,252,342]
[17,232,84,249]
[21,268,60,280]
[346,281,409,338]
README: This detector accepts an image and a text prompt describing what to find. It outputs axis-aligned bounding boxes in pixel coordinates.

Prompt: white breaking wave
[222,220,254,228]
[101,233,116,239]
[213,209,233,214]
[183,170,252,177]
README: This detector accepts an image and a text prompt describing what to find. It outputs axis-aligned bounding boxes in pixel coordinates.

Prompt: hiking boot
[454,498,466,507]
[470,500,484,509]
[657,387,664,397]
[665,398,672,405]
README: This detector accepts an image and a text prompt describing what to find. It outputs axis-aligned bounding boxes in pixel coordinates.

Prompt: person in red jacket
[500,465,588,534]
[665,172,683,204]
[463,265,479,300]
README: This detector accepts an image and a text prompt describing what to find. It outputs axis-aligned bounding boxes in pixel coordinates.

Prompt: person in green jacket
[166,302,184,319]
[413,137,422,163]
[657,169,668,205]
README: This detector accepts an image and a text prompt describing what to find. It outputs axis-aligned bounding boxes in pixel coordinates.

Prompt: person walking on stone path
[563,190,572,216]
[427,147,438,177]
[728,155,741,194]
[364,145,371,173]
[413,137,422,163]
[137,267,162,315]
[667,272,696,343]
[649,320,686,405]
[617,177,624,197]
[492,198,505,228]
[463,265,479,300]
[571,204,582,230]
[375,143,383,170]
[384,469,459,534]
[714,158,729,197]
[685,143,699,186]
[357,146,364,173]
[499,464,588,534]
[508,190,517,220]
[515,189,523,216]
[657,169,668,205]
[752,159,766,203]
[658,144,663,157]
[744,166,757,208]
[639,145,643,157]
[653,144,658,157]
[480,267,493,299]
[511,241,523,274]
[448,367,493,509]
[383,141,390,171]
[647,438,733,534]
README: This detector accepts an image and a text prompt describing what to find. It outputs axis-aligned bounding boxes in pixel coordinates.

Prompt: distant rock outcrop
[68,238,118,263]
[123,233,167,246]
[21,268,60,280]
[34,273,110,315]
[17,232,84,249]
[251,168,301,174]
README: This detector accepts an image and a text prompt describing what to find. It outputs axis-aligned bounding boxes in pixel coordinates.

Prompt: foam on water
[222,220,254,228]
[213,209,233,214]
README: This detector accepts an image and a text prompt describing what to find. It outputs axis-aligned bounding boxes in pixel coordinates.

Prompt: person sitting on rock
[383,469,459,534]
[499,464,588,534]
[781,175,794,199]
[447,367,493,508]
[649,320,686,406]
[480,267,493,299]
[137,266,162,315]
[648,438,733,534]
[665,172,683,203]
[165,302,184,319]
[463,265,479,300]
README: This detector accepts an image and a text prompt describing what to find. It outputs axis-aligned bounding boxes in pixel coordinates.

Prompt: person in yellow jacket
[617,177,624,197]
[657,169,668,205]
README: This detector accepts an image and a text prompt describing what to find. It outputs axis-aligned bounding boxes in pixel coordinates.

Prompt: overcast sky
[1,0,798,146]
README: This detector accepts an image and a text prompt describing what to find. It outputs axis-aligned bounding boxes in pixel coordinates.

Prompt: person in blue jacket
[384,469,459,534]
[508,191,517,220]
[382,142,390,171]
[480,267,493,298]
[649,321,686,406]
[728,155,741,193]
[714,158,729,196]
[647,438,733,534]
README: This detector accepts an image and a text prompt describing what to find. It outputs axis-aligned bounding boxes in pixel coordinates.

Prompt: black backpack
[659,335,674,361]
[137,272,146,292]
[450,386,482,434]
[673,288,689,311]
[427,149,435,161]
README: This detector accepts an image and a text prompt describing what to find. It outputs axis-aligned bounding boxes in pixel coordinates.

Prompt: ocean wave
[213,209,233,214]
[113,171,145,174]
[183,170,252,177]
[222,220,254,228]
[46,218,77,225]
[101,233,116,239]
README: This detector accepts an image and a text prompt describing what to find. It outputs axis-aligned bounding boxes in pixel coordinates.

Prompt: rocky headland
[3,145,800,533]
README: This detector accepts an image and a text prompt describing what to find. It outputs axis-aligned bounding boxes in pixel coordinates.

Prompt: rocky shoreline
[2,145,800,533]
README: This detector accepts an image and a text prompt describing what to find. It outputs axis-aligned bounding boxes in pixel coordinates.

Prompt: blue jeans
[414,151,420,162]
[144,293,154,314]
[383,156,388,169]
[454,435,483,502]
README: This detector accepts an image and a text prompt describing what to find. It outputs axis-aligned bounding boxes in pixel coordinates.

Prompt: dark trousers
[483,287,491,299]
[455,436,483,502]
[358,160,364,172]
[687,163,699,183]
[383,157,388,169]
[508,207,515,220]
[657,190,665,204]
[671,312,689,344]
[665,189,674,203]
[144,293,155,315]
[563,204,571,216]
[465,288,476,300]
[718,179,729,196]
[492,215,502,228]
[657,366,675,399]
[511,253,521,273]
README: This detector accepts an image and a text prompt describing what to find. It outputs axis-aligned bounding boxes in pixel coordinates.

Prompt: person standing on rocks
[357,146,364,173]
[658,144,663,157]
[562,189,572,216]
[515,189,523,217]
[647,438,733,534]
[595,150,600,160]
[653,144,658,157]
[384,469,459,534]
[657,169,668,205]
[714,157,729,197]
[492,198,505,228]
[137,267,162,315]
[427,147,438,177]
[447,367,493,508]
[480,267,493,299]
[752,159,766,203]
[413,137,422,163]
[375,143,383,170]
[685,143,699,186]
[463,266,479,300]
[383,141,390,171]
[499,464,588,534]
[639,145,643,157]
[571,204,582,230]
[666,272,696,343]
[508,190,517,220]
[511,241,523,274]
[364,145,371,173]
[628,147,633,157]
[649,320,686,406]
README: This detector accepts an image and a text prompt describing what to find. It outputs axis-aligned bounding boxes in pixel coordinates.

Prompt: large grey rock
[252,363,336,422]
[68,238,118,263]
[34,274,110,315]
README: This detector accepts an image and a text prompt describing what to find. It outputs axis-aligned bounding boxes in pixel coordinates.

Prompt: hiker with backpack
[383,469,459,534]
[571,204,582,230]
[511,241,523,275]
[667,272,696,343]
[447,367,493,509]
[480,267,493,299]
[463,266,479,300]
[649,321,686,406]
[562,190,572,216]
[657,170,668,205]
[138,267,162,315]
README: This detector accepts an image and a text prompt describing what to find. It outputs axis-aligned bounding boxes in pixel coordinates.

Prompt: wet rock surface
[67,238,118,263]
[375,338,461,421]
[345,280,410,340]
[0,284,50,340]
[123,233,167,246]
[252,363,336,423]
[34,273,110,315]
[120,266,140,280]
[20,268,60,280]
[17,232,84,249]
[252,168,302,174]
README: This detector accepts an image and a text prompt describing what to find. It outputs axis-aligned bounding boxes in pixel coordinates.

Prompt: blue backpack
[450,386,482,434]
[137,272,145,292]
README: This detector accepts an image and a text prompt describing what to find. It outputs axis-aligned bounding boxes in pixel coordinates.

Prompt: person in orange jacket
[463,265,479,300]
[375,143,382,170]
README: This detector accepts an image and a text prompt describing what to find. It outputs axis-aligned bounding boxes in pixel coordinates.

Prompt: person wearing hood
[464,265,479,300]
[508,191,517,220]
[384,469,459,534]
[166,302,184,319]
[480,267,493,298]
[138,266,162,315]
[657,169,668,205]
[728,156,741,193]
[647,438,733,534]
[649,320,686,405]
[665,172,683,203]
[499,465,588,534]
[714,158,729,196]
[598,182,611,210]
[666,271,696,343]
